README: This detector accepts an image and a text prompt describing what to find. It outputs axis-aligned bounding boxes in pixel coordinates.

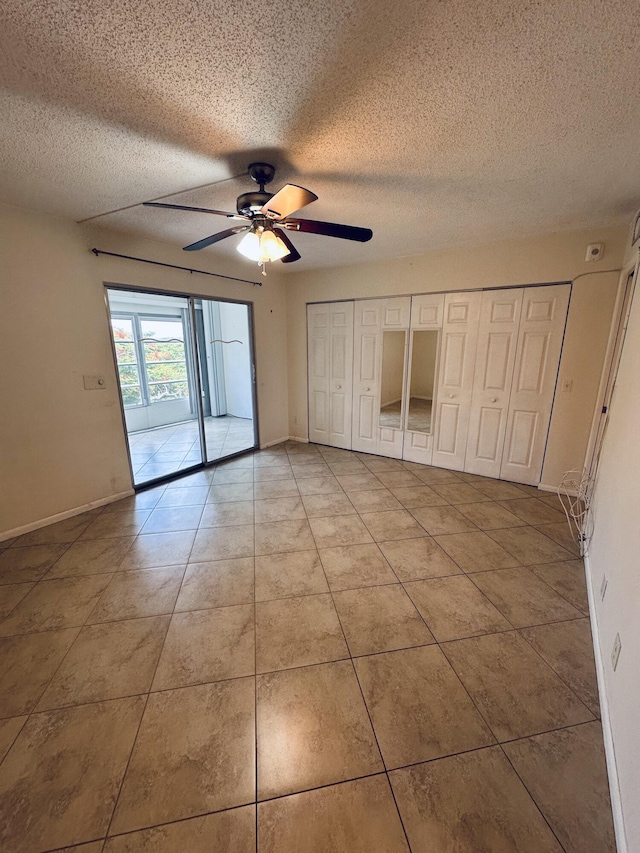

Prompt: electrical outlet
[600,575,608,601]
[611,633,622,671]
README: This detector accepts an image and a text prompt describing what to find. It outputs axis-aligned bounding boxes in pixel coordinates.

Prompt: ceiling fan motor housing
[236,191,273,216]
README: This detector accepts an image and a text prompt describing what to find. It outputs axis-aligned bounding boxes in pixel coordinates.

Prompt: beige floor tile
[359,455,405,472]
[530,560,589,613]
[254,465,295,482]
[389,485,449,508]
[198,500,254,527]
[295,475,342,496]
[155,486,209,507]
[111,679,255,834]
[104,805,256,852]
[411,505,478,535]
[520,619,600,716]
[255,550,328,600]
[254,480,300,499]
[258,775,409,853]
[335,473,384,492]
[191,525,254,561]
[254,496,306,523]
[309,515,373,548]
[443,631,593,741]
[301,492,357,517]
[103,489,165,513]
[326,459,368,475]
[435,531,521,572]
[536,522,582,556]
[537,493,568,512]
[390,746,563,853]
[0,544,69,585]
[346,489,402,513]
[378,537,461,581]
[0,582,35,620]
[455,501,526,530]
[503,722,616,853]
[141,505,203,534]
[405,575,512,641]
[165,471,214,488]
[87,566,184,623]
[12,512,98,547]
[254,450,289,467]
[212,467,254,484]
[292,462,332,478]
[255,519,316,555]
[498,497,567,526]
[355,645,494,768]
[0,715,26,762]
[46,537,135,578]
[0,696,145,852]
[333,585,434,656]
[79,511,151,540]
[487,526,574,565]
[152,604,254,690]
[360,509,428,542]
[38,616,169,710]
[0,627,79,716]
[0,575,112,636]
[413,468,462,485]
[257,660,382,799]
[473,480,533,500]
[120,531,196,569]
[431,483,492,504]
[175,557,254,610]
[374,471,424,489]
[256,593,348,672]
[472,566,582,627]
[318,544,397,590]
[206,482,254,503]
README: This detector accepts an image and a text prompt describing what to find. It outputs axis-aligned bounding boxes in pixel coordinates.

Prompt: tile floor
[128,415,255,484]
[0,442,616,852]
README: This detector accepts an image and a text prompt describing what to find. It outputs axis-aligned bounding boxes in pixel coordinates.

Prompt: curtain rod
[91,248,262,286]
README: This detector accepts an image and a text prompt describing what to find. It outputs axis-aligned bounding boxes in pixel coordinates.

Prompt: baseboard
[260,436,290,449]
[288,436,309,444]
[538,482,579,498]
[583,552,628,852]
[0,489,135,543]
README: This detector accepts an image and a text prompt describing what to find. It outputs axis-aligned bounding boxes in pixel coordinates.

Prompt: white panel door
[500,284,570,484]
[410,293,444,329]
[307,302,354,449]
[352,297,410,457]
[431,291,482,470]
[464,289,524,477]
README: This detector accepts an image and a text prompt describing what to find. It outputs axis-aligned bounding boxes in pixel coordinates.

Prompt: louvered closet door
[464,289,524,478]
[307,302,354,449]
[431,291,481,470]
[500,284,570,484]
[352,297,410,457]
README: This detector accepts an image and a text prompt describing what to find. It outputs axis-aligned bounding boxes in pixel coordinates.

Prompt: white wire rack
[557,468,594,558]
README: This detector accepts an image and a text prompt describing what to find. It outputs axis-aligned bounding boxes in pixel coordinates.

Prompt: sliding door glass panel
[379,330,407,429]
[193,298,257,463]
[107,289,203,486]
[407,330,439,433]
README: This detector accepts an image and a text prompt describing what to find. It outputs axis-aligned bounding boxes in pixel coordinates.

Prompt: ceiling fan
[144,162,373,274]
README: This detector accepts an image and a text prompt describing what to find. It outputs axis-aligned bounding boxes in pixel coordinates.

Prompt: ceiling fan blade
[144,201,245,219]
[261,184,318,219]
[183,225,250,252]
[283,218,373,243]
[273,228,301,263]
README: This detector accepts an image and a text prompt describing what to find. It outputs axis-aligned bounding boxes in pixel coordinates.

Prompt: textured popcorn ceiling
[1,0,639,270]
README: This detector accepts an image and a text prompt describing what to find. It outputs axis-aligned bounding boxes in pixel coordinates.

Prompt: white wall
[410,330,439,399]
[380,331,406,407]
[219,302,253,419]
[583,250,640,853]
[286,225,625,488]
[0,201,289,538]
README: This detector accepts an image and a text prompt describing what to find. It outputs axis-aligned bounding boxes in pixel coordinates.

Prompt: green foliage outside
[112,322,189,407]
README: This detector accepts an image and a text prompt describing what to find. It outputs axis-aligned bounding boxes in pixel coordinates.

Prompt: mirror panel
[379,330,407,429]
[407,330,439,434]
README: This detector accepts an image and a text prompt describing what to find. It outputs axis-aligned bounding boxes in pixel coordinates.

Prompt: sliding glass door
[106,287,258,487]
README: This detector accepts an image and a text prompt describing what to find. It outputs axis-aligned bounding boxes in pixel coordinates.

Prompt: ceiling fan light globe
[236,230,262,261]
[260,229,290,261]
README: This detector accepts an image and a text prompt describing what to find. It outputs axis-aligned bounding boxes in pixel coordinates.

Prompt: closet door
[307,302,354,449]
[403,294,444,465]
[431,291,481,470]
[500,284,570,484]
[352,297,410,457]
[464,289,524,478]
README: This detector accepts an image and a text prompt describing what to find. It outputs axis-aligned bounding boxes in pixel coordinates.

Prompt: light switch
[83,375,107,390]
